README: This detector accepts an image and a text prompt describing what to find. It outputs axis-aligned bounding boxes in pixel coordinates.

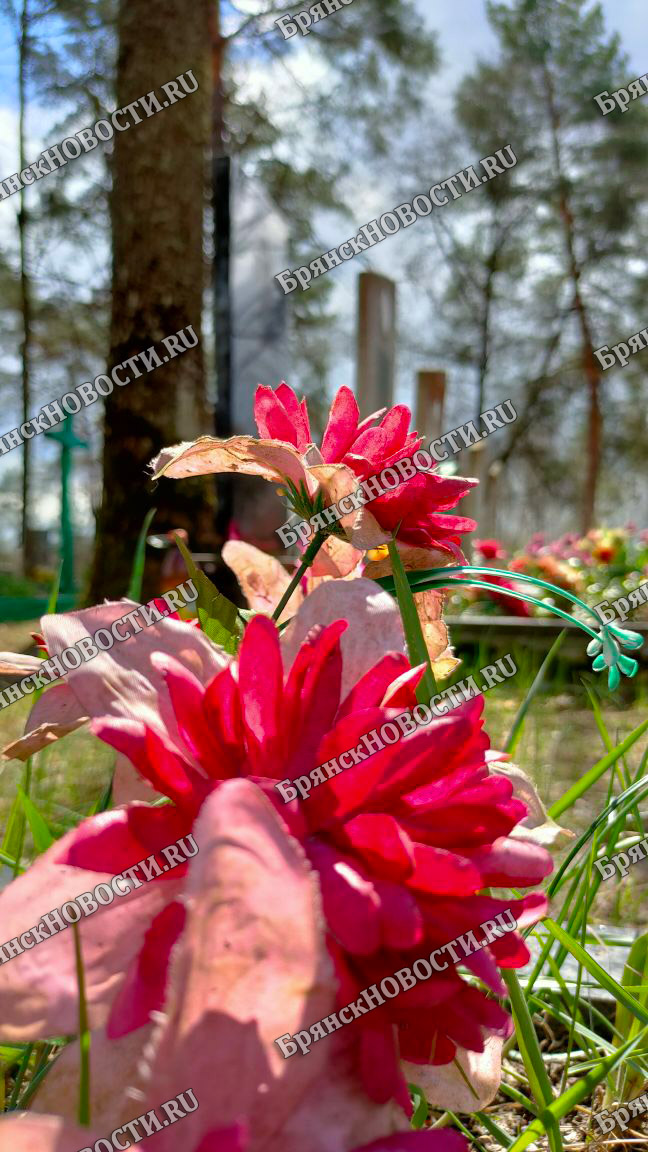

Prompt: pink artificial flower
[254,383,477,557]
[0,781,467,1151]
[526,533,545,556]
[0,582,551,1115]
[473,539,506,561]
[149,384,478,570]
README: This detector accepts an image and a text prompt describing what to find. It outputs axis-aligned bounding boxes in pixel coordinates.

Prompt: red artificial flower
[0,780,468,1152]
[97,614,549,1108]
[473,539,506,561]
[477,576,533,617]
[149,384,478,571]
[468,539,531,616]
[255,383,477,558]
[0,584,550,1115]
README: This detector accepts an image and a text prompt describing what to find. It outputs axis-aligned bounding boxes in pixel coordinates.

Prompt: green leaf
[502,969,563,1152]
[545,918,648,1026]
[173,533,243,653]
[88,773,114,816]
[126,507,157,601]
[475,1111,514,1149]
[387,538,437,698]
[508,1023,648,1152]
[17,788,54,854]
[2,792,24,860]
[505,629,566,755]
[408,1083,428,1129]
[0,848,21,871]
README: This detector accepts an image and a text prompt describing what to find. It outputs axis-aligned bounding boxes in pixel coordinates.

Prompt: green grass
[0,693,114,866]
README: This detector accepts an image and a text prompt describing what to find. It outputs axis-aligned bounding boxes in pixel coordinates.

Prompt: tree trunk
[210,0,233,540]
[542,62,602,533]
[88,0,214,602]
[476,239,497,420]
[18,0,34,577]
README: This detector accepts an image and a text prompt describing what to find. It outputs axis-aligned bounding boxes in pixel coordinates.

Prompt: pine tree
[456,0,648,529]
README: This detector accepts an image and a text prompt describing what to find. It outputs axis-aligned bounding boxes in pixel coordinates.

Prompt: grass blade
[126,507,156,601]
[508,1024,648,1152]
[545,918,648,1026]
[72,924,91,1126]
[549,716,648,819]
[505,630,566,755]
[503,970,563,1152]
[17,788,54,854]
[47,562,63,613]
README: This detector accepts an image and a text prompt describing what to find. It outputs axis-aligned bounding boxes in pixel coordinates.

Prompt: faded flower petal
[490,762,573,848]
[3,603,228,764]
[281,579,405,699]
[0,652,43,675]
[0,806,185,1041]
[403,1036,503,1113]
[33,1024,152,1132]
[141,780,409,1152]
[3,683,88,761]
[222,540,300,622]
[150,435,312,493]
[0,1115,93,1151]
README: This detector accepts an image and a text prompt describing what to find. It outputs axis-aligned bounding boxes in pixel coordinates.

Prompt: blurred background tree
[400,0,648,535]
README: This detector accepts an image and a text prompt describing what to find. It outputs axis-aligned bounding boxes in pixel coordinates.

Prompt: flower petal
[0,1115,93,1151]
[402,1035,503,1114]
[222,541,298,620]
[3,683,88,761]
[0,810,184,1040]
[489,762,574,849]
[320,386,360,463]
[469,836,553,887]
[143,780,410,1151]
[150,434,312,493]
[34,602,228,763]
[281,579,405,700]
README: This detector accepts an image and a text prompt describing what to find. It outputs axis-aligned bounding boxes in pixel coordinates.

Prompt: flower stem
[13,755,32,878]
[387,540,438,698]
[380,572,602,643]
[388,564,606,638]
[272,532,326,622]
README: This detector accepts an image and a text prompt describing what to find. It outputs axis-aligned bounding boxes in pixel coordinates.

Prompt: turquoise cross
[44,414,89,594]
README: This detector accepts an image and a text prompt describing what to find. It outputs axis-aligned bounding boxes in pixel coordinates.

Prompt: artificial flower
[0,582,551,1114]
[1,781,467,1151]
[150,384,478,569]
